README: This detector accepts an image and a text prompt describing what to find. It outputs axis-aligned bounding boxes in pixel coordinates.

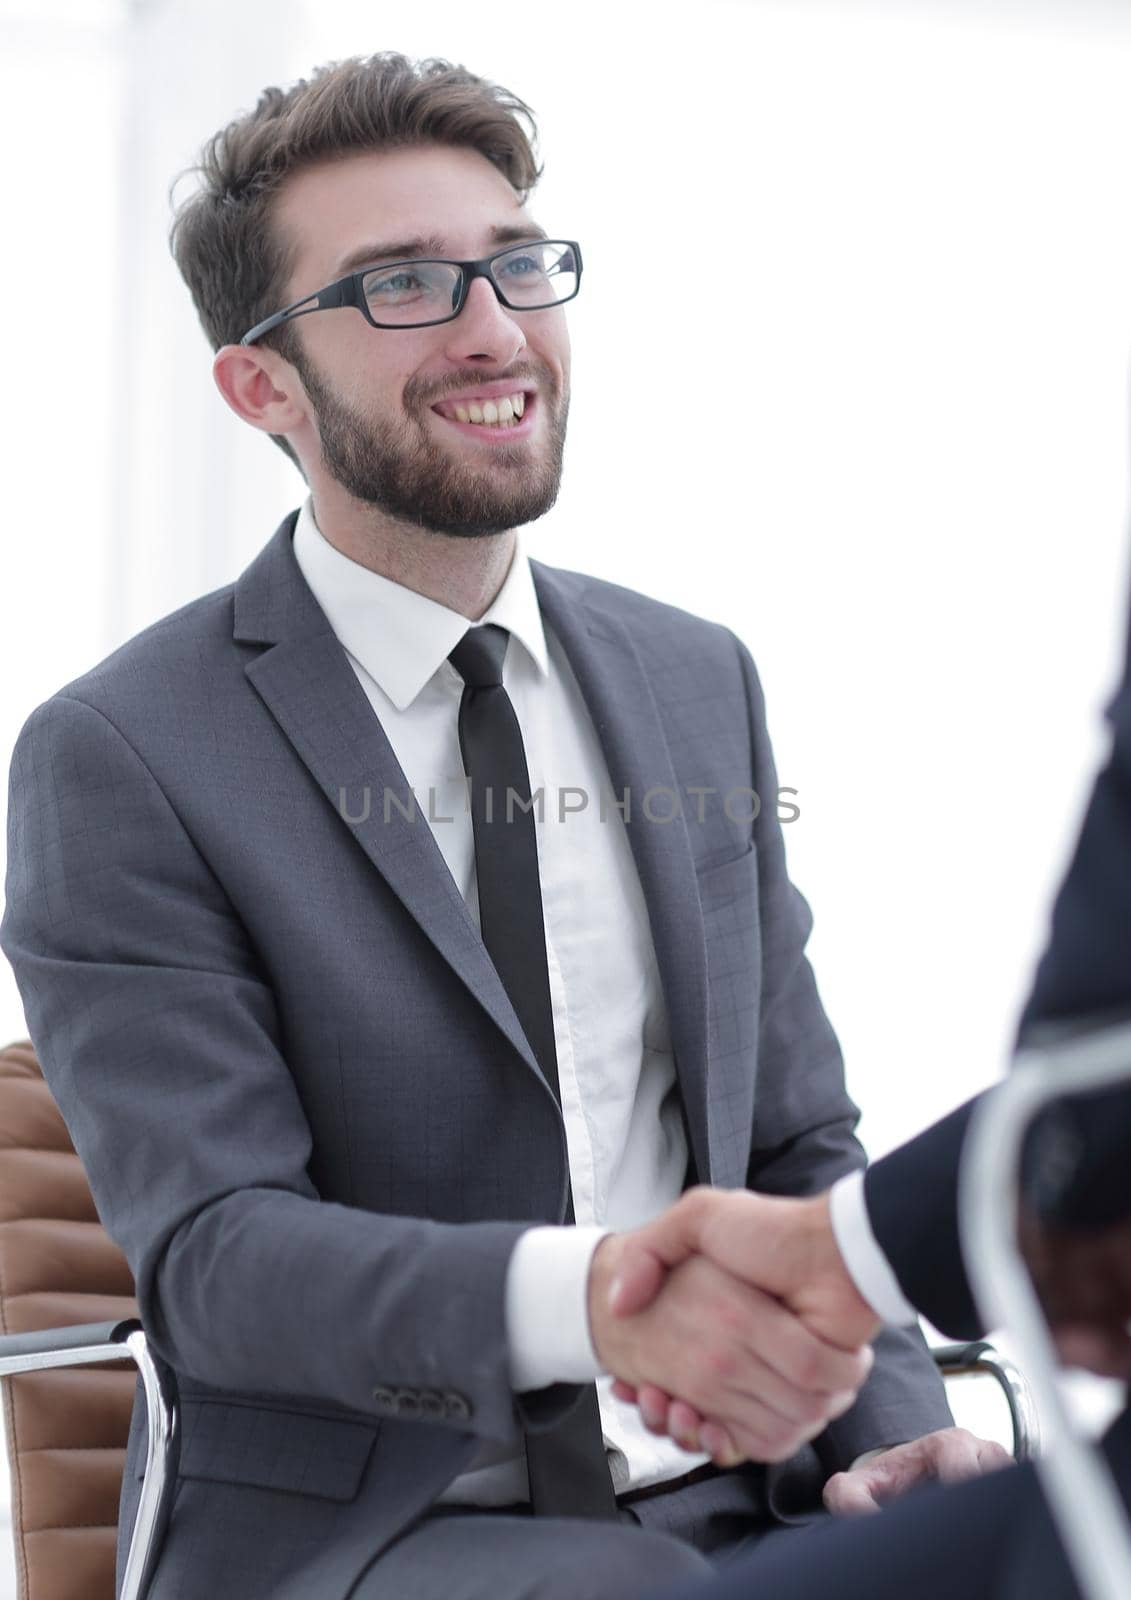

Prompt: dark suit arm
[1014,623,1131,1227]
[730,636,952,1470]
[865,611,1131,1328]
[863,1099,983,1339]
[0,694,535,1445]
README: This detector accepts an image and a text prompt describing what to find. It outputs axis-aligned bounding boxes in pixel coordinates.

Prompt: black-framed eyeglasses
[240,238,583,346]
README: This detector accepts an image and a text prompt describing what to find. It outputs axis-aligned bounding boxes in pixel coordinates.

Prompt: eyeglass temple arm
[240,280,352,346]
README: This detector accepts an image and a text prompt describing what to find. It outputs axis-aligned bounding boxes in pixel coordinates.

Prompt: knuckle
[704,1343,739,1385]
[714,1300,745,1338]
[766,1429,805,1463]
[760,1414,803,1459]
[791,1342,825,1390]
[688,1346,725,1395]
[796,1389,831,1428]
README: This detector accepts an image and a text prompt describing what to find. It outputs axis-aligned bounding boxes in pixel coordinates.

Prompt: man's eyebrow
[333,224,549,277]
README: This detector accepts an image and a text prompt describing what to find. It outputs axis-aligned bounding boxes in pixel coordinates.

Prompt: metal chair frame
[962,1018,1131,1600]
[0,1319,178,1600]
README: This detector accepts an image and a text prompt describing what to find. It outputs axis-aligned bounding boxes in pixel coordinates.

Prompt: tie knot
[448,623,509,689]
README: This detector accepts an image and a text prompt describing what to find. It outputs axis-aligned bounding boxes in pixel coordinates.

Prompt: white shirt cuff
[505,1225,610,1391]
[828,1171,918,1326]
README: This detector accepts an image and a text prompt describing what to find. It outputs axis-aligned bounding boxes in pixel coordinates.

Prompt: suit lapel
[233,514,548,1093]
[232,517,710,1180]
[531,562,711,1185]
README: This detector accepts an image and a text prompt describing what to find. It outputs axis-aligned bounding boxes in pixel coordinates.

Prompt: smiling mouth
[430,391,537,441]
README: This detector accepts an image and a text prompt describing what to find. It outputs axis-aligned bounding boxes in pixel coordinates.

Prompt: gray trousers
[350,1465,801,1599]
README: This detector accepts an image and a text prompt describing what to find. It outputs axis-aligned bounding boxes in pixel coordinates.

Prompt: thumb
[608,1190,713,1316]
[608,1245,667,1316]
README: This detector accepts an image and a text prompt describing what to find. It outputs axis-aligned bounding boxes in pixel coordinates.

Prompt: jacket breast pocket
[695,840,758,899]
[178,1398,379,1503]
[696,843,762,994]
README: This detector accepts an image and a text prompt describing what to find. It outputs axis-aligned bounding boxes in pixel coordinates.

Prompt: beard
[293,350,569,539]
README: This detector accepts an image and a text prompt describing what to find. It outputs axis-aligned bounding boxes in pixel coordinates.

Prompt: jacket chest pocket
[696,842,762,1087]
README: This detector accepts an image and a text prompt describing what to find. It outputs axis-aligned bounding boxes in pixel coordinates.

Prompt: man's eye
[500,255,545,278]
[370,271,423,297]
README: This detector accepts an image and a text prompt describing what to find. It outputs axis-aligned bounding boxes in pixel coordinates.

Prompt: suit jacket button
[419,1389,446,1419]
[443,1390,472,1421]
[395,1388,422,1418]
[372,1385,397,1413]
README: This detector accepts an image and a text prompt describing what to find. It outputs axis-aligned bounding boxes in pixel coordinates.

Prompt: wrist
[585,1232,622,1372]
[793,1191,882,1347]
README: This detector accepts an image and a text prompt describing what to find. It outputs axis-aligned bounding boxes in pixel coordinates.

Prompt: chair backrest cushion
[0,1040,138,1600]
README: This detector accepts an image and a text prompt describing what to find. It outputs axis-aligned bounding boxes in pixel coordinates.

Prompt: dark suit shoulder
[530,557,736,641]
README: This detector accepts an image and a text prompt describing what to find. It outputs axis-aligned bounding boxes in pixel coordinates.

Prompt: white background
[1,0,1130,1585]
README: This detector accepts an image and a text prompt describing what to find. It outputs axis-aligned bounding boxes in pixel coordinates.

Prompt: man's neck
[309,488,516,621]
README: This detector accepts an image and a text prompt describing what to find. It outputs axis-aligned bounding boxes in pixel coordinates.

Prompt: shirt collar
[292,496,550,711]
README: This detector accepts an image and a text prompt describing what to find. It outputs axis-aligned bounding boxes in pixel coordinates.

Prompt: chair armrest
[931,1339,1040,1462]
[0,1319,179,1600]
[0,1317,141,1373]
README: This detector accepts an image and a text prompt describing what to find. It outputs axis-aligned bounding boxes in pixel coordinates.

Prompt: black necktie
[448,622,617,1521]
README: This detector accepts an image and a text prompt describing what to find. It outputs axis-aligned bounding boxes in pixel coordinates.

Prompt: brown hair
[169,52,543,464]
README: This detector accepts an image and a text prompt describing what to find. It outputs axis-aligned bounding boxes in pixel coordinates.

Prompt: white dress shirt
[292,499,710,1503]
[829,1171,918,1325]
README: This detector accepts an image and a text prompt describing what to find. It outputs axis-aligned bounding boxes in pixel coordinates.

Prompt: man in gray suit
[0,50,1001,1600]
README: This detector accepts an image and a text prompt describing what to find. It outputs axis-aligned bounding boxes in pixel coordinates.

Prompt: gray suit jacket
[0,513,950,1598]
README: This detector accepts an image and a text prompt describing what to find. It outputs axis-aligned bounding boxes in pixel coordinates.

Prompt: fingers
[636,1375,859,1465]
[596,1238,877,1466]
[667,1398,707,1452]
[633,1383,675,1430]
[823,1469,882,1515]
[975,1438,1015,1475]
[824,1428,1015,1518]
[618,1383,744,1471]
[699,1420,743,1468]
[736,1282,874,1399]
[630,1268,867,1461]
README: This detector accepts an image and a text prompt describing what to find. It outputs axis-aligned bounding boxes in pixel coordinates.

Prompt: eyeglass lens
[361,241,578,325]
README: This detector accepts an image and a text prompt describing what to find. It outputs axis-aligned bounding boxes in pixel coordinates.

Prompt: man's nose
[444,274,526,363]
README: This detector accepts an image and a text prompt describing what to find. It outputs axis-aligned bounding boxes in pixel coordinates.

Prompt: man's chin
[386,460,561,539]
[407,495,556,539]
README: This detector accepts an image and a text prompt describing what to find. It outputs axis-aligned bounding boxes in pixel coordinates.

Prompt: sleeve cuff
[504,1225,610,1391]
[828,1171,918,1326]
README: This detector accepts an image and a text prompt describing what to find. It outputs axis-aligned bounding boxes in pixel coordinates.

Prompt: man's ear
[213,343,306,439]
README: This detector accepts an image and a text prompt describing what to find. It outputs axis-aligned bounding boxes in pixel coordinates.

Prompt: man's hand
[588,1221,874,1465]
[607,1186,881,1350]
[599,1185,881,1466]
[822,1427,1014,1515]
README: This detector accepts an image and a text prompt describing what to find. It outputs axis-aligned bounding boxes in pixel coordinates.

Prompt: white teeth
[445,391,528,426]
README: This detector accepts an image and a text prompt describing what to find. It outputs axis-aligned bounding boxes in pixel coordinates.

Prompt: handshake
[586,1187,1013,1514]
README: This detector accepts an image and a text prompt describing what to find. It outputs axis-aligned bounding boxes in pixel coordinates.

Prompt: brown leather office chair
[0,1036,1036,1600]
[0,1040,175,1600]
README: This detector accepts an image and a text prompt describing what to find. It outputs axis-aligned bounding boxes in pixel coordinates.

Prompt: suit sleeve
[0,693,546,1443]
[1015,606,1131,1228]
[731,636,953,1475]
[866,601,1131,1330]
